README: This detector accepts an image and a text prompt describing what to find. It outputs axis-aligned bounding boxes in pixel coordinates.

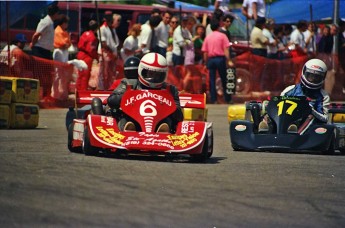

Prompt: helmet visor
[142,70,166,84]
[305,71,324,84]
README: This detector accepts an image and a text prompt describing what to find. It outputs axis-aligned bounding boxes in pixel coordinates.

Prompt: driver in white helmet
[107,52,184,133]
[259,58,330,133]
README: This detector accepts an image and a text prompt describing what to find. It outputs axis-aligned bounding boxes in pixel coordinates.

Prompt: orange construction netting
[0,50,344,108]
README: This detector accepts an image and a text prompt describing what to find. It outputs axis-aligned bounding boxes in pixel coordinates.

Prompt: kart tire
[322,132,335,155]
[68,123,82,153]
[190,137,209,162]
[339,148,345,155]
[207,130,214,158]
[83,127,99,156]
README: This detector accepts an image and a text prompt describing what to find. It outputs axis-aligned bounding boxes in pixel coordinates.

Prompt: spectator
[51,14,72,101]
[220,14,234,41]
[76,20,99,91]
[0,34,28,76]
[30,3,59,60]
[242,0,266,32]
[194,24,206,64]
[250,17,268,57]
[97,12,118,90]
[304,22,317,57]
[184,17,197,66]
[338,20,345,93]
[289,20,308,57]
[202,18,233,104]
[274,26,289,59]
[317,26,333,54]
[172,16,196,66]
[154,11,172,57]
[138,15,162,53]
[120,23,142,62]
[206,9,224,36]
[263,18,278,59]
[169,16,179,38]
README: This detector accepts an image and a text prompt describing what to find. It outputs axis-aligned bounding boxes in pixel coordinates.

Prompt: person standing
[30,3,59,60]
[304,22,317,57]
[97,12,118,90]
[138,15,162,53]
[76,20,99,91]
[172,16,196,66]
[0,34,28,76]
[120,24,142,62]
[30,3,59,98]
[242,0,266,32]
[263,18,278,59]
[250,17,268,57]
[202,18,233,104]
[289,20,308,58]
[154,11,172,58]
[51,14,72,101]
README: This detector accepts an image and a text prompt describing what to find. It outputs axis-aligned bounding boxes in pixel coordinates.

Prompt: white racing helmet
[138,52,168,88]
[301,59,327,90]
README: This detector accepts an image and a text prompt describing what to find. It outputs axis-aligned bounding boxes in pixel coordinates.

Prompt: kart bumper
[230,120,335,152]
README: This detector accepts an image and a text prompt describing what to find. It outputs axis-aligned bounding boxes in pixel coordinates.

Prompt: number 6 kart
[68,88,213,161]
[229,96,338,154]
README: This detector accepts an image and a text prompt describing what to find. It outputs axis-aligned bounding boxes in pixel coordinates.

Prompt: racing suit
[107,78,184,131]
[280,83,330,123]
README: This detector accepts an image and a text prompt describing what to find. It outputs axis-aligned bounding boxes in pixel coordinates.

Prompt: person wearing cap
[0,34,28,75]
[250,17,269,57]
[76,20,99,91]
[30,3,60,60]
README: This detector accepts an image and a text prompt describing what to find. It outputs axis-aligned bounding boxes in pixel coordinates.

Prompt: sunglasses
[171,21,177,24]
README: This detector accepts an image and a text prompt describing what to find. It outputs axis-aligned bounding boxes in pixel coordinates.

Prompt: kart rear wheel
[83,127,99,156]
[68,123,82,153]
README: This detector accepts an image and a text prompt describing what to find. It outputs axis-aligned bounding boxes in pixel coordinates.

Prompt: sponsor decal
[315,127,327,134]
[124,91,172,106]
[167,132,200,148]
[95,126,125,145]
[235,124,247,131]
[181,121,195,134]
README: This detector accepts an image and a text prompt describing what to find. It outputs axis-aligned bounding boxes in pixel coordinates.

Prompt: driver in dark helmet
[107,52,183,133]
[258,58,330,134]
[108,56,140,90]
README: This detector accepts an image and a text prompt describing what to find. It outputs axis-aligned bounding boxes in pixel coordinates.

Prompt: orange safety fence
[0,51,344,108]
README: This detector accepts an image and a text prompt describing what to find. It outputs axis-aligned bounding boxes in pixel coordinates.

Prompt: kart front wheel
[190,137,209,162]
[68,123,82,153]
[83,127,99,156]
[322,133,335,155]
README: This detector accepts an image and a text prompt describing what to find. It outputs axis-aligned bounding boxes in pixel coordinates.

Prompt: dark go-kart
[67,88,213,161]
[230,96,344,154]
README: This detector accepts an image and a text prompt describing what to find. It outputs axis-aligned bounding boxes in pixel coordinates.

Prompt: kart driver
[107,52,184,133]
[259,58,330,134]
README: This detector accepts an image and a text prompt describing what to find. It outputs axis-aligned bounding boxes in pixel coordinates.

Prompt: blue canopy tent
[0,1,53,30]
[267,0,345,24]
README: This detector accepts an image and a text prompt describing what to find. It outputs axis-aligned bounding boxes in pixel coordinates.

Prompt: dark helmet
[124,56,140,79]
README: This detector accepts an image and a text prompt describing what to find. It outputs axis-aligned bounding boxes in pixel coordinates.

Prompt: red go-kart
[68,88,213,161]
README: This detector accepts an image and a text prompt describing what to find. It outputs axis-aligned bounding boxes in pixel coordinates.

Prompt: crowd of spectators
[1,0,345,103]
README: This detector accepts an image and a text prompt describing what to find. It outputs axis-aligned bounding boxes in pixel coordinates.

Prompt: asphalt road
[1,105,345,227]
